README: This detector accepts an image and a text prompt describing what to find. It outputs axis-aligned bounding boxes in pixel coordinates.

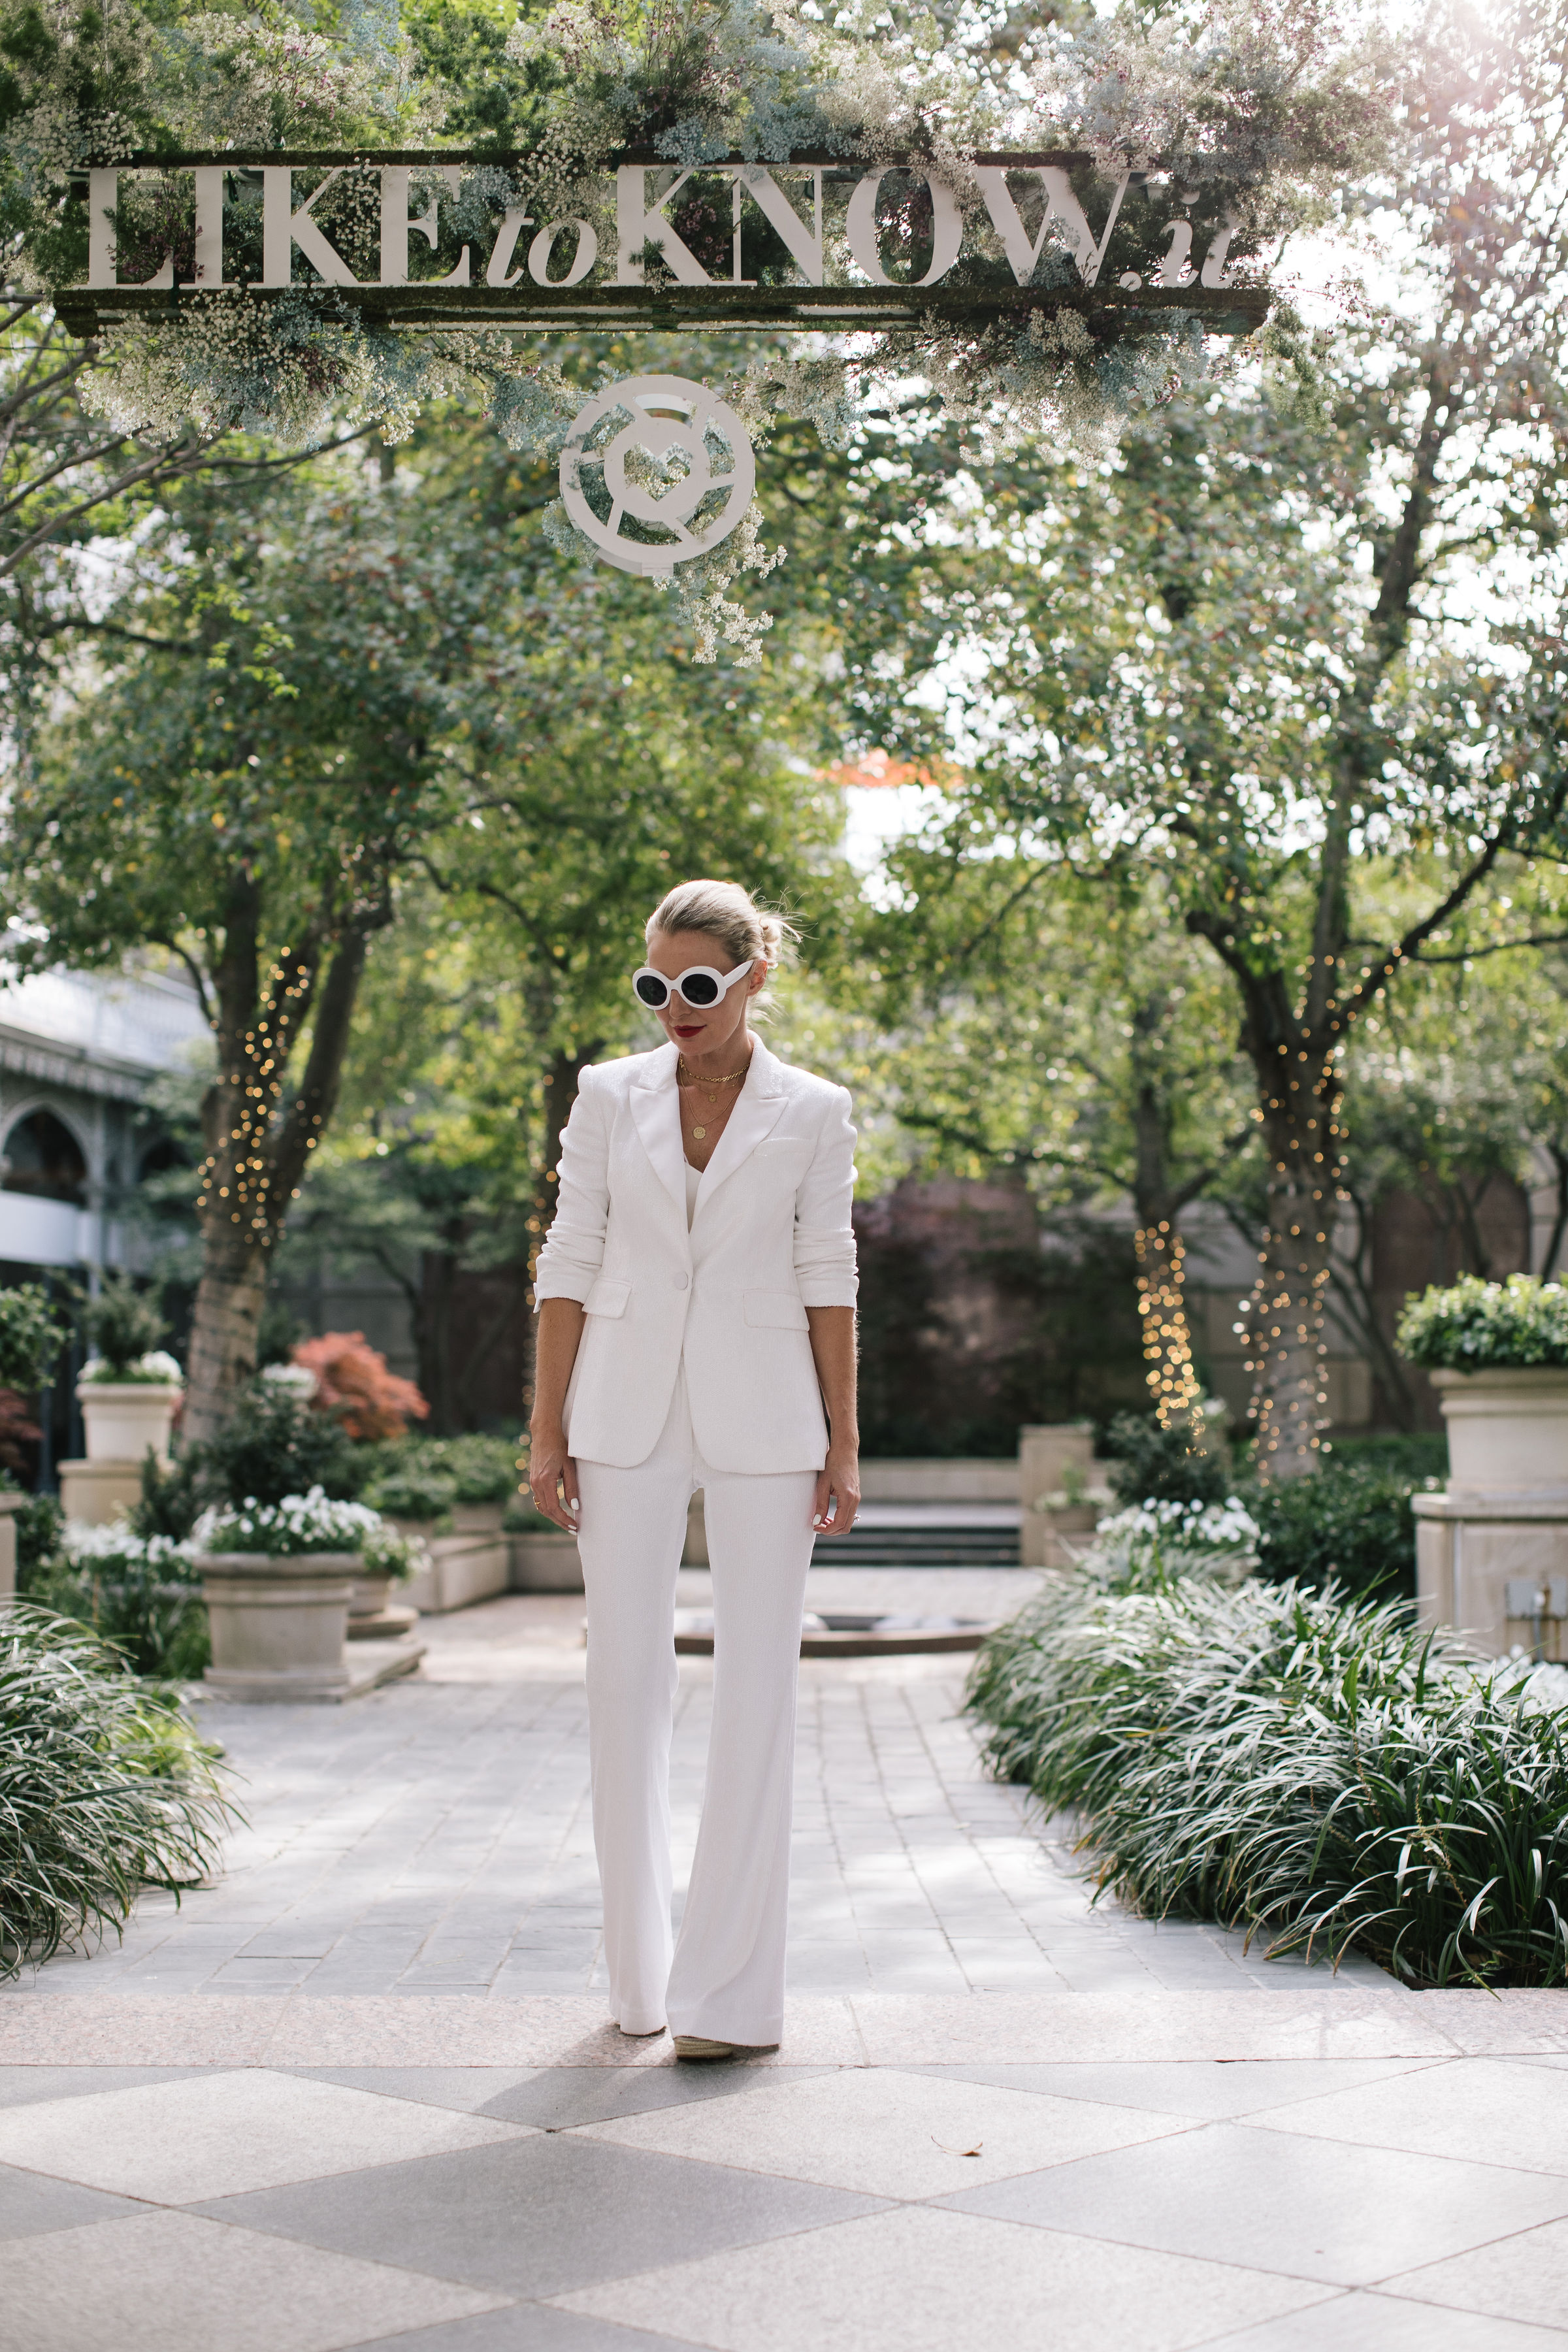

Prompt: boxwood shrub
[1397,1273,1568,1371]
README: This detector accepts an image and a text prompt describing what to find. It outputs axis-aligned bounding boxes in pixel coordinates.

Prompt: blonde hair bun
[645,880,799,1019]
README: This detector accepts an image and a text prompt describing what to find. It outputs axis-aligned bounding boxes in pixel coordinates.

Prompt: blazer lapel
[694,1038,788,1214]
[629,1044,689,1228]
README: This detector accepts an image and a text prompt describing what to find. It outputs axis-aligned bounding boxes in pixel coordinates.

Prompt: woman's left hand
[811,1442,860,1537]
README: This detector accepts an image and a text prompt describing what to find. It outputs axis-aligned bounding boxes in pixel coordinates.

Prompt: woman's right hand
[529,1422,581,1533]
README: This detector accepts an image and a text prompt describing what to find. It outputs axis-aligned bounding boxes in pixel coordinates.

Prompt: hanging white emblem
[559,375,755,577]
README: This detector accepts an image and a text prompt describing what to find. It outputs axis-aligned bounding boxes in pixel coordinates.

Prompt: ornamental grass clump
[0,1605,231,1978]
[1397,1274,1568,1371]
[966,1575,1568,1986]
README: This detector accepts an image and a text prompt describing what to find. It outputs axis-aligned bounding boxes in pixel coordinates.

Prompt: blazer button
[673,1273,689,1290]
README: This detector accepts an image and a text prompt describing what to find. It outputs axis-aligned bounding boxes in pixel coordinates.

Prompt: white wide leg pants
[574,1371,817,2045]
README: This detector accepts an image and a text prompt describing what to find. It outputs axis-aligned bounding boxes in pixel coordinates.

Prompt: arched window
[137,1137,189,1182]
[1,1111,88,1206]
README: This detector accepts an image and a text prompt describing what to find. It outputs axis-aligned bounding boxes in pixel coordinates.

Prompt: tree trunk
[184,1240,270,1448]
[1241,1059,1341,1481]
[184,907,382,1443]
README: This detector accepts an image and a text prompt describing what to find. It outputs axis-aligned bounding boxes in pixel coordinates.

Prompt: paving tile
[1243,2057,1568,2178]
[574,2065,1193,2200]
[1382,2216,1568,2331]
[0,2208,505,2352]
[909,2058,1445,2121]
[0,2065,208,2110]
[0,2067,528,2203]
[0,2157,145,2242]
[367,2308,701,2351]
[288,2067,542,2114]
[552,2205,1330,2352]
[481,2065,836,2131]
[193,2132,885,2299]
[945,2119,1568,2287]
[1200,2290,1568,2349]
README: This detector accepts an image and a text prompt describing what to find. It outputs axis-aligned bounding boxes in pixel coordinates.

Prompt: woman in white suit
[529,879,860,2060]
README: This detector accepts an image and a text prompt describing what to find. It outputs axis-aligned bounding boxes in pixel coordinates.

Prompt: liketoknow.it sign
[56,152,1269,340]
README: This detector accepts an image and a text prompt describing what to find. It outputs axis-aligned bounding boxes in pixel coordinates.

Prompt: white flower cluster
[259,1362,319,1401]
[1098,1498,1262,1549]
[1492,1653,1568,1716]
[358,1520,429,1585]
[80,1350,184,1386]
[193,1486,386,1558]
[63,1519,197,1571]
[1087,1494,1260,1592]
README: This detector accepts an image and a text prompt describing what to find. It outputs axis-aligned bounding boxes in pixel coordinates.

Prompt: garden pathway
[3,1577,1567,2349]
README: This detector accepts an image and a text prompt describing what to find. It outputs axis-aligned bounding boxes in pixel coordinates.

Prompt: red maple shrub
[291,1333,429,1442]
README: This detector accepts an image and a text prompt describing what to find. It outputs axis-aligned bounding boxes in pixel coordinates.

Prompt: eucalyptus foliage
[968,1574,1568,1985]
[1397,1275,1568,1374]
[0,1604,230,1976]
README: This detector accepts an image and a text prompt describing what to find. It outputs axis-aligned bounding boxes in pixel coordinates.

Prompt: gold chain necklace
[678,1053,748,1141]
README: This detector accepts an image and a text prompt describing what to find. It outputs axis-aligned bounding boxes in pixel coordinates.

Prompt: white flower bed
[193,1486,383,1559]
[191,1486,425,1581]
[80,1350,184,1386]
[1493,1653,1568,1716]
[63,1520,197,1575]
[1086,1496,1261,1589]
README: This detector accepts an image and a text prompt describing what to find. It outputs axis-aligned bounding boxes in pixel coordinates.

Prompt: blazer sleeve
[532,1068,611,1307]
[794,1085,858,1308]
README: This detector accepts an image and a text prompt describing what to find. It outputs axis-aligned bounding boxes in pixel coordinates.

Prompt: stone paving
[10,1576,1380,2004]
[5,1575,1568,2349]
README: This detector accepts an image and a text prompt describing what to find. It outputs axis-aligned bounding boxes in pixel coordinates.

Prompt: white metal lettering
[845,169,962,287]
[1200,217,1239,289]
[615,166,713,286]
[974,165,1128,290]
[528,218,598,286]
[733,166,823,284]
[87,169,174,290]
[485,208,531,287]
[1158,219,1194,287]
[380,164,470,289]
[187,165,229,288]
[262,167,357,287]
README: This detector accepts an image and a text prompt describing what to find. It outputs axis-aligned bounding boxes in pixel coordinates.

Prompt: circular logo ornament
[559,375,755,577]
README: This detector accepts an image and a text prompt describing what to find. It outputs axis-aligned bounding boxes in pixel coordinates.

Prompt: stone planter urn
[345,1569,418,1641]
[0,1489,22,1602]
[198,1551,357,1701]
[349,1570,393,1618]
[1429,1367,1568,1501]
[1414,1367,1568,1656]
[393,1512,511,1613]
[64,1380,186,1526]
[77,1380,183,1464]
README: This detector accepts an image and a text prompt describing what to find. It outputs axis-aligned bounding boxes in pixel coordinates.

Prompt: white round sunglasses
[631,958,758,1012]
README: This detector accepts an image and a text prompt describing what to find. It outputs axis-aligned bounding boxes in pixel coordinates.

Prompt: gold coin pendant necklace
[679,1053,748,1140]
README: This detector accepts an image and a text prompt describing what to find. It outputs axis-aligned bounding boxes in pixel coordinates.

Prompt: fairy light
[1134,1223,1205,1432]
[194,950,316,1247]
[1243,1039,1344,1478]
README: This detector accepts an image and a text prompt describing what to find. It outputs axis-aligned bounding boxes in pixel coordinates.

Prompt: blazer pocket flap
[584,1277,630,1318]
[743,1289,809,1332]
